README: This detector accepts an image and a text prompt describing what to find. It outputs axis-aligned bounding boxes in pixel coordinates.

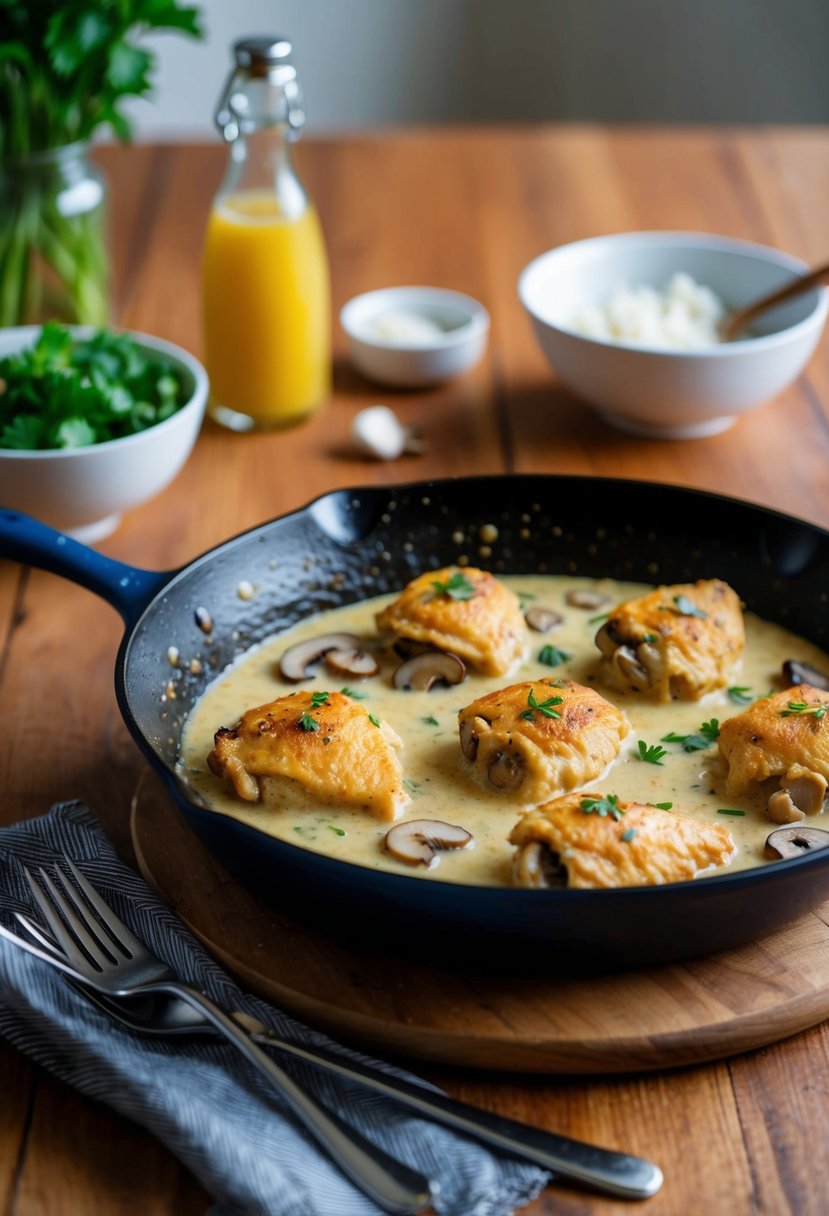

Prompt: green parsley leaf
[340,686,367,700]
[728,685,754,705]
[588,612,610,625]
[621,828,637,842]
[310,691,330,708]
[521,687,564,722]
[661,719,720,753]
[12,3,203,156]
[538,644,572,668]
[431,571,476,601]
[581,794,624,821]
[368,713,381,728]
[423,715,440,726]
[648,801,674,811]
[780,700,828,720]
[0,323,190,450]
[298,712,320,732]
[716,808,746,816]
[671,594,708,619]
[636,740,668,765]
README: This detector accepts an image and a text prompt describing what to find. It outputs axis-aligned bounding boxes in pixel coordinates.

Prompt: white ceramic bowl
[518,232,828,439]
[340,286,490,387]
[0,326,208,542]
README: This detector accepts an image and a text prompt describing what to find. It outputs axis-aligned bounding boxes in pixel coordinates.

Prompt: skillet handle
[0,510,170,626]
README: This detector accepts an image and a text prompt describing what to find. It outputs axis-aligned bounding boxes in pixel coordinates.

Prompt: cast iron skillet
[2,474,829,970]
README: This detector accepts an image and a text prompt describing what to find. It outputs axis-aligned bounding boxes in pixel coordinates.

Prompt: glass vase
[0,142,109,327]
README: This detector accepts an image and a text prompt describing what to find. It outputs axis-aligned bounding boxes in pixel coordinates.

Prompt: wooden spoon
[720,259,829,341]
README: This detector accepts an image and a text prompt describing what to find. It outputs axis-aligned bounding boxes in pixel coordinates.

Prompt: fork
[13,858,433,1216]
[3,857,664,1201]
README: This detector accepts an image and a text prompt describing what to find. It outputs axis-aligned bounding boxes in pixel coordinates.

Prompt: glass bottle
[202,36,331,432]
[0,142,109,327]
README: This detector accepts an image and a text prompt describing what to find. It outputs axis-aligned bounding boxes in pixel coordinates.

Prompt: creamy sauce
[178,575,829,886]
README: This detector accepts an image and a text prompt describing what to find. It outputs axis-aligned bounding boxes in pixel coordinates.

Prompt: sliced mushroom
[782,659,829,691]
[384,818,473,867]
[393,650,466,691]
[594,620,620,657]
[512,841,568,888]
[781,770,828,817]
[765,825,829,860]
[487,749,524,791]
[279,633,366,682]
[566,589,611,611]
[767,790,806,825]
[324,647,380,680]
[525,606,564,633]
[637,641,665,679]
[611,645,651,691]
[459,714,490,761]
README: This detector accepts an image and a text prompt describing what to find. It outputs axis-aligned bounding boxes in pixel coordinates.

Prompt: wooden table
[3,127,829,1215]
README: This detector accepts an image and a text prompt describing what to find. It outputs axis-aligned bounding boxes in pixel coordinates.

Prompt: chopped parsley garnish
[519,688,564,722]
[0,322,190,450]
[717,808,746,816]
[780,700,827,719]
[423,715,440,726]
[328,825,346,836]
[641,633,658,644]
[728,685,754,705]
[581,794,624,821]
[538,644,571,668]
[310,691,330,708]
[298,712,320,732]
[431,571,476,601]
[517,590,536,605]
[670,594,708,619]
[661,719,720,752]
[368,713,381,728]
[340,686,367,700]
[648,801,673,811]
[636,740,668,765]
[621,828,637,842]
[588,612,610,625]
[403,777,421,794]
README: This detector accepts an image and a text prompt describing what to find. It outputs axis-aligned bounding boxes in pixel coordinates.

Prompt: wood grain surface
[2,128,829,1215]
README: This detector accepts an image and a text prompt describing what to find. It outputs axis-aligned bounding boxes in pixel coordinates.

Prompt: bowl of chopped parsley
[0,322,208,541]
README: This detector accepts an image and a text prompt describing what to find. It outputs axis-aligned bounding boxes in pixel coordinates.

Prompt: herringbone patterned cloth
[0,801,548,1215]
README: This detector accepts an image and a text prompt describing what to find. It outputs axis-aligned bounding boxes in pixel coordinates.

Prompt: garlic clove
[352,405,422,461]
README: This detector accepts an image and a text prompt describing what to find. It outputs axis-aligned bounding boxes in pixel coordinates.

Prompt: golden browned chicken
[207,690,410,821]
[718,684,829,823]
[458,678,629,805]
[375,566,527,677]
[509,792,736,888]
[595,579,744,701]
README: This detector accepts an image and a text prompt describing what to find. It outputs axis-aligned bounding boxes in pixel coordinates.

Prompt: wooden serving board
[130,772,829,1074]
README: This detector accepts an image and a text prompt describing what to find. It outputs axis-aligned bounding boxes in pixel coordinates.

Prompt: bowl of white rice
[518,232,827,438]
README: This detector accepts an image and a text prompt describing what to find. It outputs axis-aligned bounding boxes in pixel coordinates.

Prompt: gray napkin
[0,801,548,1216]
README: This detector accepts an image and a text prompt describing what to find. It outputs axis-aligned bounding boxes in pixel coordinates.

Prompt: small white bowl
[340,286,489,387]
[0,326,208,542]
[518,232,828,439]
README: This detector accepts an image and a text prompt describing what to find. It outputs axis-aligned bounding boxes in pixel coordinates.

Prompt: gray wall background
[125,0,829,139]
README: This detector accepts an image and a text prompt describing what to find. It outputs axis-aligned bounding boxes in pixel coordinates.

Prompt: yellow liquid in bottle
[202,190,330,429]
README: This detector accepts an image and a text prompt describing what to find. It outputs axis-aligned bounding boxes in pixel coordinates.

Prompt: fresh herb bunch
[0,321,190,449]
[0,2,203,327]
[0,0,204,157]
